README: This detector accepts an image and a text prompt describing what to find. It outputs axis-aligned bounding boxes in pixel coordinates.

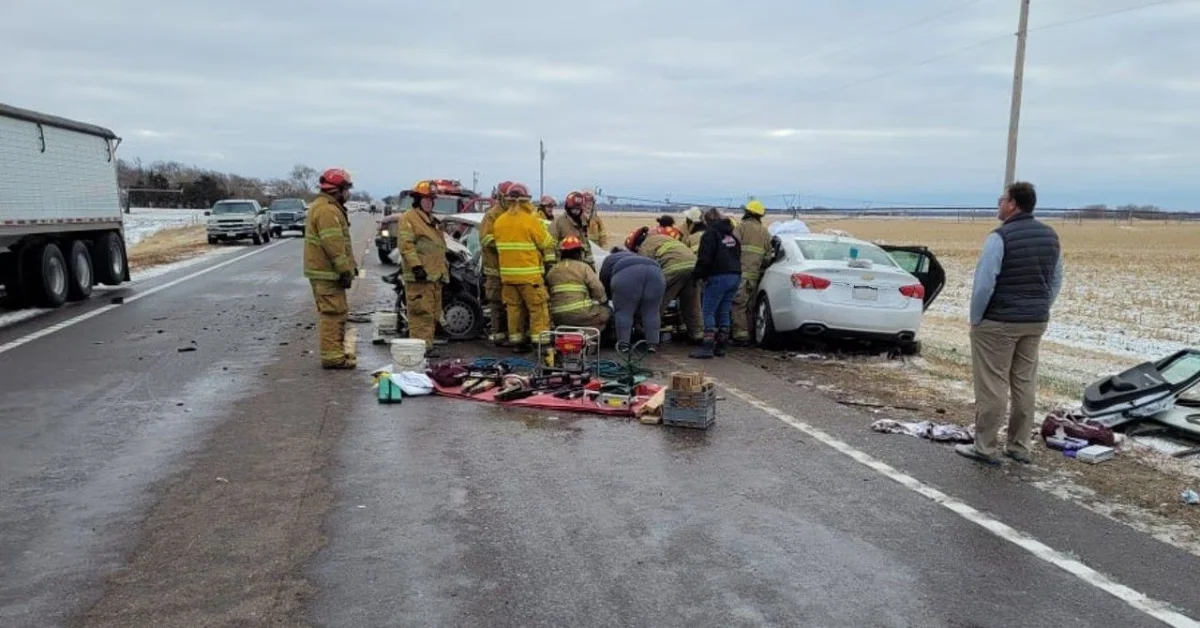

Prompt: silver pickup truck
[206,199,272,245]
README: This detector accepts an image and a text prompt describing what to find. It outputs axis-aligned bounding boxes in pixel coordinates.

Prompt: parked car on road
[754,231,944,354]
[267,198,307,237]
[206,200,271,245]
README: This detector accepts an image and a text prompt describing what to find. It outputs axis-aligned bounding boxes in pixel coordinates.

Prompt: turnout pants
[502,281,551,345]
[663,271,703,340]
[731,277,759,341]
[311,280,351,367]
[485,274,507,343]
[970,320,1049,457]
[554,305,611,331]
[405,280,442,350]
[612,265,665,345]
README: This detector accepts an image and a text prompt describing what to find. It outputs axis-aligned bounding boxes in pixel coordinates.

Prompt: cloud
[2,0,1199,208]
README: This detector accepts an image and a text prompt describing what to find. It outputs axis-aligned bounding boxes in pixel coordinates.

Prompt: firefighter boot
[688,329,716,360]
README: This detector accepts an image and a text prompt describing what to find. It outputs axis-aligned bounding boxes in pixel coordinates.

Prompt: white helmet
[682,206,703,223]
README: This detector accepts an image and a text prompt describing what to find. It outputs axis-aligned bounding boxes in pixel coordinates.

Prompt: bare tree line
[117,159,374,209]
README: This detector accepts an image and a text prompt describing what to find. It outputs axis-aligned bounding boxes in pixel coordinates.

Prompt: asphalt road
[1,220,1198,628]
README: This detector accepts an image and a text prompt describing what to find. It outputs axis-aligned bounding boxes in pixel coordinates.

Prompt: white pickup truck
[0,103,129,309]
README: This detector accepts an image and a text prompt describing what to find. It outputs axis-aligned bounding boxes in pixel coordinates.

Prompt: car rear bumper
[272,221,305,231]
[772,292,924,338]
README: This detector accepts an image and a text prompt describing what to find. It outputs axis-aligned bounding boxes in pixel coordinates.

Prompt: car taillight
[791,273,830,289]
[900,284,925,299]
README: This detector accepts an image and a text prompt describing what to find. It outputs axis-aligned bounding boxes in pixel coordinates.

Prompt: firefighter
[479,182,512,346]
[537,195,557,222]
[546,236,610,330]
[397,180,448,358]
[732,198,772,345]
[682,206,706,254]
[303,167,358,369]
[582,191,609,249]
[628,227,703,344]
[493,182,557,353]
[550,191,594,267]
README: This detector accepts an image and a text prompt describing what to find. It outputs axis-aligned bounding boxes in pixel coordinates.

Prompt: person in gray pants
[600,249,666,352]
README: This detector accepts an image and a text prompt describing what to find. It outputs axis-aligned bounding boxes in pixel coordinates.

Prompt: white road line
[719,381,1200,628]
[0,242,281,357]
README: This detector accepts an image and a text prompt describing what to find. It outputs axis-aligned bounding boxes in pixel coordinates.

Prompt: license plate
[852,286,878,301]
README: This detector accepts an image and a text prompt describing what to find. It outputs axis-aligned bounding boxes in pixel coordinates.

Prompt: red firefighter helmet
[538,195,557,208]
[506,182,531,200]
[559,235,585,252]
[493,180,514,199]
[318,168,353,192]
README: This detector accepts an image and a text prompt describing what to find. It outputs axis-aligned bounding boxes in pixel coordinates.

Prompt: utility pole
[1004,0,1031,189]
[539,140,547,198]
[472,170,479,193]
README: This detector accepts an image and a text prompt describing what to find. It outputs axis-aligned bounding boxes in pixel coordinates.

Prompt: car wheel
[442,294,484,340]
[900,340,922,356]
[66,240,94,302]
[252,232,263,245]
[755,294,781,350]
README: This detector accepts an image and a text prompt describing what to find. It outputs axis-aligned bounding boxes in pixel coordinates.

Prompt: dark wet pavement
[1,223,1197,627]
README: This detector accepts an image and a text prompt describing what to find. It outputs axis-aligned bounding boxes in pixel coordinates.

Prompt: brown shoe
[322,358,357,370]
[955,444,1000,465]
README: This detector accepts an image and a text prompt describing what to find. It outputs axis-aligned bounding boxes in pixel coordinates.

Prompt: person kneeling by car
[398,180,448,359]
[546,236,611,331]
[690,208,741,359]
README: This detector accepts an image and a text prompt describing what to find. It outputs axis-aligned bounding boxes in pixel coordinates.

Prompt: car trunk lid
[798,262,921,309]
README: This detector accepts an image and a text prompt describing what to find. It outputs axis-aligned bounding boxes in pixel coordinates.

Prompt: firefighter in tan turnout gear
[493,182,557,353]
[628,226,703,343]
[546,236,610,329]
[732,198,771,345]
[398,180,449,358]
[479,182,512,346]
[550,191,595,267]
[303,168,358,369]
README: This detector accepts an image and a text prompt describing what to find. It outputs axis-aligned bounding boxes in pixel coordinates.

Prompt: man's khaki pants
[502,281,550,345]
[485,274,507,343]
[311,280,350,367]
[405,280,442,350]
[970,320,1048,457]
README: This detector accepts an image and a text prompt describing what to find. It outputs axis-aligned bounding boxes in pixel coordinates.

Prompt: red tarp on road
[432,382,661,417]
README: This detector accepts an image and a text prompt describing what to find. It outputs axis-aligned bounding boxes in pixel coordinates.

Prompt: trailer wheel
[31,242,69,308]
[66,240,94,302]
[94,232,127,286]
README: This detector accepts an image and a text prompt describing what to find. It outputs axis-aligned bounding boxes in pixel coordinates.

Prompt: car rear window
[795,239,896,267]
[212,202,256,214]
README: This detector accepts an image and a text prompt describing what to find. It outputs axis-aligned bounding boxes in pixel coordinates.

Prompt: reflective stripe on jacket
[734,216,771,281]
[397,208,448,283]
[546,259,606,315]
[479,203,506,278]
[637,233,695,278]
[303,193,355,281]
[494,201,558,285]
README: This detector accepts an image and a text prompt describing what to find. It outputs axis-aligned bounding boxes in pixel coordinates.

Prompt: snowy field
[122,207,207,247]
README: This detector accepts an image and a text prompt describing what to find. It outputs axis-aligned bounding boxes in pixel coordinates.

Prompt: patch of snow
[0,308,51,328]
[122,207,206,247]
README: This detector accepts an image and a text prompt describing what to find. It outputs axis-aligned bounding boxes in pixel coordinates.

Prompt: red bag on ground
[1041,409,1116,447]
[428,360,469,388]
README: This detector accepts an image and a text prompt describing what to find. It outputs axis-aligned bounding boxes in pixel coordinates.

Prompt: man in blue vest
[956,181,1064,466]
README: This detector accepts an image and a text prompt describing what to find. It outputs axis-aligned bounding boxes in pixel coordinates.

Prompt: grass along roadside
[127,224,213,271]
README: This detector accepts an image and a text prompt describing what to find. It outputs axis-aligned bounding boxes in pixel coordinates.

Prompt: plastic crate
[662,387,716,429]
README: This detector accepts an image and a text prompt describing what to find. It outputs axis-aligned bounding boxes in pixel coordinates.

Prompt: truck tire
[208,236,218,245]
[262,227,271,243]
[66,240,94,302]
[31,242,69,307]
[94,231,127,286]
[252,232,263,245]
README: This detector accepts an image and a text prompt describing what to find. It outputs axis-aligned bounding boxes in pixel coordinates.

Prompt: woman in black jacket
[689,208,741,358]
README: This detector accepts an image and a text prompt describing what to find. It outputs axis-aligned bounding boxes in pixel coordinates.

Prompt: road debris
[177,347,197,353]
[215,477,229,483]
[1184,489,1200,505]
[871,419,973,443]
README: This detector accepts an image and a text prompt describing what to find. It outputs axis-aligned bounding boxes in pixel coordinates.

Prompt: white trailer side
[0,103,129,309]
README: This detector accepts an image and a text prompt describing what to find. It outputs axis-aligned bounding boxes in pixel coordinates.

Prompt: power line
[1031,0,1199,32]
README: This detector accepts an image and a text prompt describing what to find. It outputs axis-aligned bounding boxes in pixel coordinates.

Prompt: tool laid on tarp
[462,363,509,396]
[537,326,601,379]
[432,380,662,417]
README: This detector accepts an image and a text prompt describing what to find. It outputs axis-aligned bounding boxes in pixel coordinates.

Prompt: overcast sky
[4,0,1199,209]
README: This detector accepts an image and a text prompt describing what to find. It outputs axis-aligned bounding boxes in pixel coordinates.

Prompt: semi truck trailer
[0,103,130,309]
